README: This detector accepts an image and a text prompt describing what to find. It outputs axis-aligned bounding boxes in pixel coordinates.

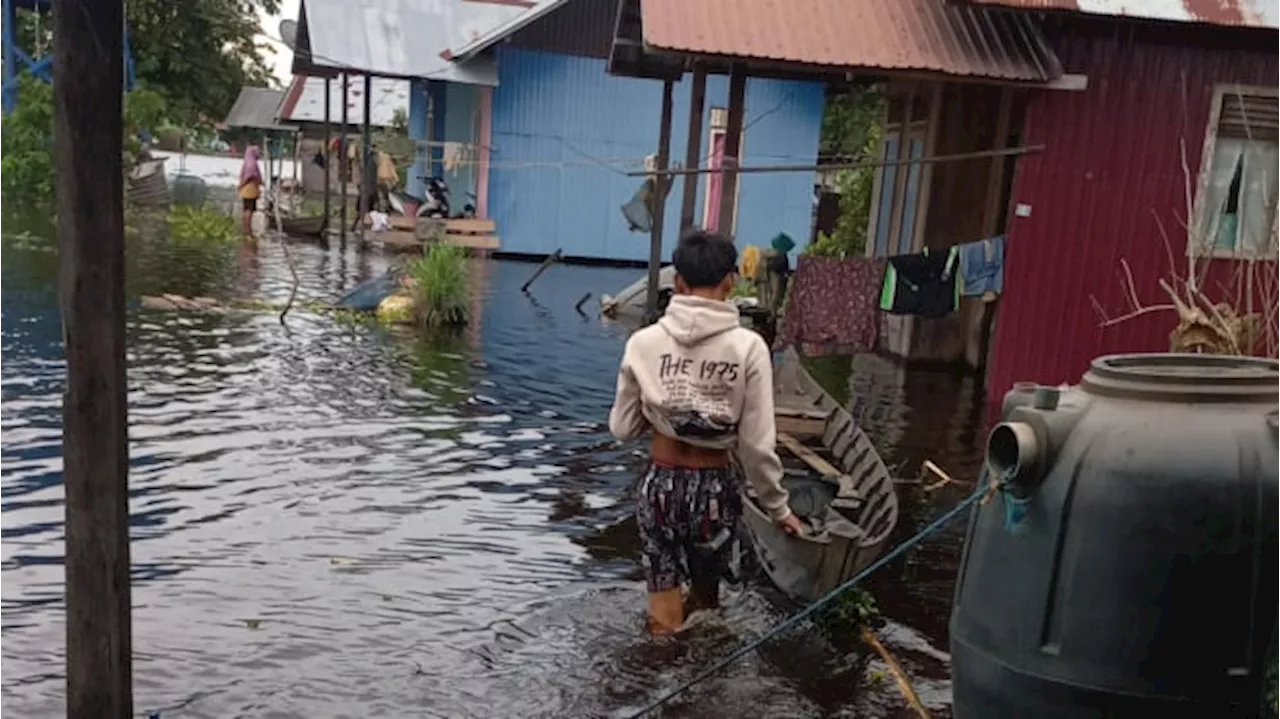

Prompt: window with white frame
[1193,85,1278,259]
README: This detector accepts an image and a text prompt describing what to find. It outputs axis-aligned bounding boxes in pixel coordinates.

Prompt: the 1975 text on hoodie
[608,295,792,522]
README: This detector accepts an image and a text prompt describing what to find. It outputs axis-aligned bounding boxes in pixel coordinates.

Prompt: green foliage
[168,204,239,247]
[810,90,884,259]
[728,279,756,299]
[126,0,281,127]
[2,73,173,203]
[1,75,56,205]
[407,245,470,326]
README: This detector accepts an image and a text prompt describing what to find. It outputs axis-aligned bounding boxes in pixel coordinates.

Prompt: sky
[257,0,302,86]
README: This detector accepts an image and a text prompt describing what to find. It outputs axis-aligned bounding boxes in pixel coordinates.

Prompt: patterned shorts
[635,463,743,593]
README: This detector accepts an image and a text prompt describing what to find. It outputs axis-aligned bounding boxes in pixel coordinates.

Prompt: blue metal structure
[488,47,825,262]
[2,0,136,114]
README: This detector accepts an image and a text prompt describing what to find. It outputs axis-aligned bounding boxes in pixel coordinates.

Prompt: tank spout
[987,421,1042,489]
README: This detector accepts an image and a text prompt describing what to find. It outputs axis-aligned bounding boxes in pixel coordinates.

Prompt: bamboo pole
[54,0,133,714]
[521,249,563,292]
[627,144,1047,178]
[861,626,930,719]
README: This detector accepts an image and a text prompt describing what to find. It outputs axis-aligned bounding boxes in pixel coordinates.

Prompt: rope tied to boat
[624,466,1009,719]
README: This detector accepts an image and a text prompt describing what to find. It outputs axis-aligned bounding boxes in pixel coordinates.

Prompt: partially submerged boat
[600,266,676,318]
[276,214,326,238]
[740,347,900,603]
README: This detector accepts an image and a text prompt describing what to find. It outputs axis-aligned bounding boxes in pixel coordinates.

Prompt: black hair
[672,230,738,289]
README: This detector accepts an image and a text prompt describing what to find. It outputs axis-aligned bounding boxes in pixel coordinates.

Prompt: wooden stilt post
[645,79,676,322]
[679,63,706,234]
[717,64,746,237]
[340,72,349,238]
[359,73,373,239]
[323,76,332,232]
[53,0,133,715]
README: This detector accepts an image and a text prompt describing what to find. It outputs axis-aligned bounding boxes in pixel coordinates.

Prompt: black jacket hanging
[878,246,960,317]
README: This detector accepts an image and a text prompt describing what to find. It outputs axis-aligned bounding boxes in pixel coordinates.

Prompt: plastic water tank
[951,353,1278,718]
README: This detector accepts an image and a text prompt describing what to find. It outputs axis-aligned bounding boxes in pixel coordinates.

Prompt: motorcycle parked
[387,176,476,220]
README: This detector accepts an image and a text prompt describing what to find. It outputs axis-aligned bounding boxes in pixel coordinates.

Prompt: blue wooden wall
[488,47,825,262]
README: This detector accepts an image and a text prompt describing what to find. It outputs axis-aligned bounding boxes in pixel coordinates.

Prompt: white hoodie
[608,295,792,522]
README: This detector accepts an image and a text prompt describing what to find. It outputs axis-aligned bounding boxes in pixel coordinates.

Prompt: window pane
[1201,137,1244,253]
[898,137,926,255]
[874,134,899,257]
[1239,139,1279,255]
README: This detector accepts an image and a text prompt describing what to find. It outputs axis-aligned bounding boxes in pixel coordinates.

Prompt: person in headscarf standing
[238,145,264,237]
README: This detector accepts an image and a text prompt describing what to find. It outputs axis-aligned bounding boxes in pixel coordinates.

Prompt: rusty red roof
[961,0,1278,29]
[639,0,1064,82]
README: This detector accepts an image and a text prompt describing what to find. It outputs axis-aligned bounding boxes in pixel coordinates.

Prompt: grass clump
[406,244,470,326]
[169,204,239,247]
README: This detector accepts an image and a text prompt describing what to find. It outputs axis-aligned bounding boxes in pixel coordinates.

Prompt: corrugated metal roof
[640,0,1064,82]
[294,0,541,84]
[450,0,572,60]
[962,0,1279,30]
[279,76,409,127]
[450,0,620,61]
[223,87,296,131]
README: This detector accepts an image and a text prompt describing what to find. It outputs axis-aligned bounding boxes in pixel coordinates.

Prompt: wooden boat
[125,157,170,208]
[276,214,326,238]
[740,347,900,603]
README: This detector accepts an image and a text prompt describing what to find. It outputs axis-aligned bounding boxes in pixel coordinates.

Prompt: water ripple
[2,230,984,717]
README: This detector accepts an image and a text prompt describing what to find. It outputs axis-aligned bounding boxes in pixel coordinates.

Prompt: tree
[125,0,281,127]
[809,89,884,258]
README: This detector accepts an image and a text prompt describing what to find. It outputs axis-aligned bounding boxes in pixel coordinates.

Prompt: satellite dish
[278,19,298,51]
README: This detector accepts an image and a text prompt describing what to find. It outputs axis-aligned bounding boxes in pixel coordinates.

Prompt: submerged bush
[168,204,239,247]
[406,244,470,327]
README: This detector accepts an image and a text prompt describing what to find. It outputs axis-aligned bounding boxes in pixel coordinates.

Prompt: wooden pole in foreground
[53,0,133,715]
[679,63,706,233]
[359,73,372,239]
[717,64,746,237]
[645,79,675,322]
[323,76,332,232]
[340,72,349,238]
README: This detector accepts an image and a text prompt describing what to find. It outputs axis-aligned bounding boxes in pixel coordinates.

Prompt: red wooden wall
[987,17,1278,412]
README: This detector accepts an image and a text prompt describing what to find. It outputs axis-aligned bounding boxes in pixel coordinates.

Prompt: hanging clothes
[781,255,885,355]
[879,246,960,317]
[740,245,762,280]
[958,235,1005,298]
[620,178,672,233]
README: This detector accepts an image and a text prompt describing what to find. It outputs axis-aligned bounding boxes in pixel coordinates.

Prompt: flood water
[1,217,988,718]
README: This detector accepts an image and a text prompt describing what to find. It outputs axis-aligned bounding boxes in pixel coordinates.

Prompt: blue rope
[624,471,994,718]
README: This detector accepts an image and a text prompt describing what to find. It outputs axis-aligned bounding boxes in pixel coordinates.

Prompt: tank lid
[1082,353,1279,402]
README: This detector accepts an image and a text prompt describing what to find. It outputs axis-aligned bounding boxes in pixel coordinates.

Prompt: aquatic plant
[406,244,471,327]
[168,204,239,247]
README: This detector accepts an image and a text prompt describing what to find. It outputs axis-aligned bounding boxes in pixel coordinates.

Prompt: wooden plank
[55,0,134,714]
[775,406,828,420]
[776,414,826,438]
[445,217,496,235]
[388,215,416,231]
[444,233,500,250]
[778,432,841,477]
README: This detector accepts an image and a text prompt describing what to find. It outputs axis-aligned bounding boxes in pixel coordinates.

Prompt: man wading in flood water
[609,231,803,634]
